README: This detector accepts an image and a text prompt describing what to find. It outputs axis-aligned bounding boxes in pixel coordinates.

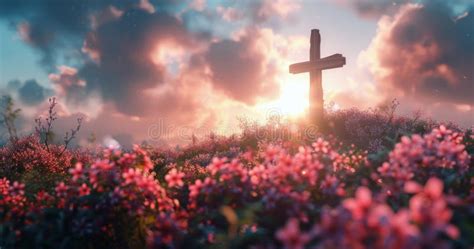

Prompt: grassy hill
[1,101,473,249]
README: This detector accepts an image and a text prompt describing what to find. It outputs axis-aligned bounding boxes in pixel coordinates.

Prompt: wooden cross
[289,29,346,126]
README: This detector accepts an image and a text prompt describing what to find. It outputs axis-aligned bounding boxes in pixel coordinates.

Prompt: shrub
[0,113,472,249]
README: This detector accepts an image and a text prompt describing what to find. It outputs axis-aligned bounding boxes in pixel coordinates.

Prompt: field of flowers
[1,104,473,249]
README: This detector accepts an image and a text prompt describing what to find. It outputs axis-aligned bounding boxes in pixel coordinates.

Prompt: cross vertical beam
[289,29,346,127]
[310,29,323,125]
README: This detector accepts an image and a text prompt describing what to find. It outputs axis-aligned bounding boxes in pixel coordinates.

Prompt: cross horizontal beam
[289,53,346,74]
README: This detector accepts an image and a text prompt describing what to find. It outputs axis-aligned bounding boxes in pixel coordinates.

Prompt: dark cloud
[0,0,181,68]
[194,28,279,104]
[0,0,299,146]
[2,79,52,106]
[0,0,104,68]
[18,79,50,105]
[0,0,287,113]
[78,8,201,115]
[367,1,474,106]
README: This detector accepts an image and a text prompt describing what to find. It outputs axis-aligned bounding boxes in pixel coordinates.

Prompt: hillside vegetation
[1,99,473,249]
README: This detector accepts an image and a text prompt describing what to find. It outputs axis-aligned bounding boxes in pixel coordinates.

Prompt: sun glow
[262,75,309,118]
[277,80,309,116]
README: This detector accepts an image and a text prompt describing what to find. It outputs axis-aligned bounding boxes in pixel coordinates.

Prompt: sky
[0,0,473,147]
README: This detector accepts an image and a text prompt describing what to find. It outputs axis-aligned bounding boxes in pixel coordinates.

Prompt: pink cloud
[364,3,474,106]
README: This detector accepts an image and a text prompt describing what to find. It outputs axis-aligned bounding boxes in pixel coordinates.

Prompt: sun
[258,75,309,118]
[273,75,309,117]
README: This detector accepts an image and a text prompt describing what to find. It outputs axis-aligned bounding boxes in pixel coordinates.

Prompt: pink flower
[377,162,390,174]
[165,168,185,188]
[432,125,451,138]
[78,183,91,196]
[189,179,203,199]
[276,218,312,249]
[55,182,68,197]
[0,177,10,195]
[423,178,443,199]
[312,138,329,153]
[343,186,372,219]
[207,232,215,243]
[35,190,53,208]
[10,181,25,196]
[208,157,227,175]
[404,181,423,193]
[264,145,281,162]
[408,177,460,240]
[378,126,470,194]
[122,168,140,185]
[69,162,84,182]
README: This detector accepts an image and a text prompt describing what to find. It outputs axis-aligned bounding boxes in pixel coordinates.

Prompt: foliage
[35,97,83,154]
[0,95,21,141]
[0,107,473,249]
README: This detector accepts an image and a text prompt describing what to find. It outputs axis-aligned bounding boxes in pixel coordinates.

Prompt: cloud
[79,7,203,116]
[1,0,293,115]
[337,0,412,19]
[6,79,21,91]
[1,0,97,68]
[2,79,52,106]
[0,0,161,68]
[250,0,301,23]
[363,1,474,107]
[49,66,86,97]
[0,0,303,146]
[193,28,280,104]
[18,79,51,105]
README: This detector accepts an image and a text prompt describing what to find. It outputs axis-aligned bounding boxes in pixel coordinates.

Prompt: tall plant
[0,95,21,141]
